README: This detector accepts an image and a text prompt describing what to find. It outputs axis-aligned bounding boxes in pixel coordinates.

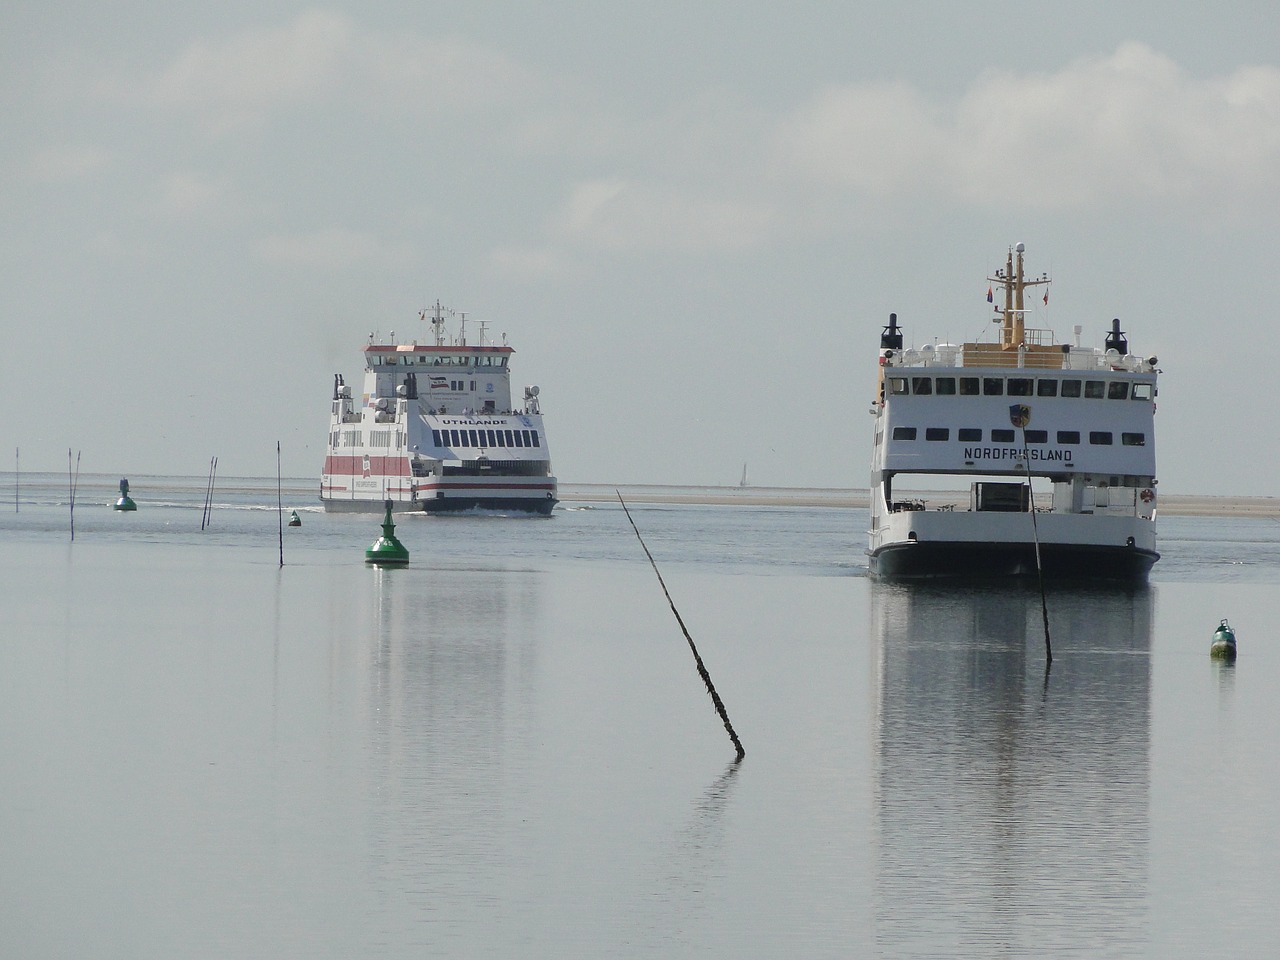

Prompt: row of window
[332,429,405,449]
[374,355,508,368]
[886,375,1153,400]
[432,427,541,450]
[891,426,1146,446]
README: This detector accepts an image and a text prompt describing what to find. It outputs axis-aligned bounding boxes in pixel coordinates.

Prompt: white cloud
[115,10,538,135]
[26,145,112,183]
[150,171,226,218]
[253,227,409,269]
[774,43,1280,212]
[550,178,774,254]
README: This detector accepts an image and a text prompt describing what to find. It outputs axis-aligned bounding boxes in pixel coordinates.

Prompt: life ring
[1140,488,1155,503]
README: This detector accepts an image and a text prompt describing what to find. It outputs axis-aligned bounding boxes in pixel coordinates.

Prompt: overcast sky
[4,2,1280,495]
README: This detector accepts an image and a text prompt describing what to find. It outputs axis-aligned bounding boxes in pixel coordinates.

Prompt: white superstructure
[867,244,1159,580]
[321,302,557,514]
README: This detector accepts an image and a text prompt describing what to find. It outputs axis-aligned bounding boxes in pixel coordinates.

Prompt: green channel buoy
[1210,618,1237,661]
[288,510,301,527]
[365,499,409,565]
[113,477,137,511]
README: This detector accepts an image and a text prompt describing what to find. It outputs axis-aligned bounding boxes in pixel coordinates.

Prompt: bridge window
[1037,379,1058,397]
[911,377,932,395]
[1061,380,1082,397]
[1108,381,1130,399]
[892,427,917,441]
[935,377,956,395]
[925,428,949,441]
[1132,383,1153,401]
[959,377,979,395]
[991,429,1014,443]
[1085,381,1106,398]
[1007,378,1033,396]
[958,428,982,441]
[1025,430,1048,444]
[1089,431,1114,445]
[1122,432,1146,446]
[888,377,908,395]
[982,378,1004,396]
[1057,430,1080,444]
[432,429,443,446]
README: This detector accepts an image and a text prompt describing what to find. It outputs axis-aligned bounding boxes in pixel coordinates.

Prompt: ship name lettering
[962,446,1073,463]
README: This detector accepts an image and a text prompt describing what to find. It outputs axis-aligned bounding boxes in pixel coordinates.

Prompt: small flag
[987,286,993,303]
[1043,290,1049,305]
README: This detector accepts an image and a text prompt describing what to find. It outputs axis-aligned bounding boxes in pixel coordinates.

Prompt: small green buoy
[1210,618,1237,661]
[113,477,137,511]
[365,499,409,565]
[288,510,301,527]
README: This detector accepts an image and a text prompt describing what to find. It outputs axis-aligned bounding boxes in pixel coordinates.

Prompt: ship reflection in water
[870,583,1153,956]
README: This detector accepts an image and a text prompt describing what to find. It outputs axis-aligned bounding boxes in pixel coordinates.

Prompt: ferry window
[1025,430,1048,444]
[469,429,480,446]
[991,429,1014,443]
[504,429,515,446]
[532,430,541,447]
[925,427,949,441]
[1061,380,1082,397]
[496,430,507,447]
[449,429,461,446]
[487,429,497,446]
[456,430,468,447]
[386,356,397,365]
[982,378,1004,396]
[892,427,917,441]
[959,377,980,395]
[1057,430,1080,444]
[521,430,533,447]
[431,429,443,446]
[1007,378,1033,396]
[888,377,909,395]
[1122,432,1146,446]
[935,377,956,395]
[1089,431,1114,445]
[1132,383,1153,401]
[1085,380,1105,399]
[958,428,982,441]
[911,377,932,395]
[514,431,525,448]
[1037,380,1058,397]
[470,381,476,391]
[1108,381,1129,400]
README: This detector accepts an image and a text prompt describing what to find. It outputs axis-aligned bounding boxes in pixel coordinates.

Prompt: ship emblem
[1008,404,1031,428]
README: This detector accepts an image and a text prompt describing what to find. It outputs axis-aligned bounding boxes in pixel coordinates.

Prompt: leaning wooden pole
[1020,429,1052,664]
[618,492,745,761]
[277,442,284,568]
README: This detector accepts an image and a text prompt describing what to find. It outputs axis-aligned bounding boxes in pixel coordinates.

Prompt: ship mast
[989,242,1050,349]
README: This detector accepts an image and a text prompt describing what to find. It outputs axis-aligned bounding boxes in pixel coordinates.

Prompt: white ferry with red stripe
[867,243,1159,581]
[322,302,557,514]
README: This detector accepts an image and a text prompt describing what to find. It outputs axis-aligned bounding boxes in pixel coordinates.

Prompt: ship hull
[868,540,1158,582]
[321,477,558,515]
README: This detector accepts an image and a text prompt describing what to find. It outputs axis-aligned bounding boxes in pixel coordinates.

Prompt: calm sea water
[2,474,1278,958]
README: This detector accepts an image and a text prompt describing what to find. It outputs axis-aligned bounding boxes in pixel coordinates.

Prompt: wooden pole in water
[14,447,18,514]
[1019,427,1052,663]
[617,491,745,761]
[67,449,81,542]
[201,456,216,530]
[277,442,284,568]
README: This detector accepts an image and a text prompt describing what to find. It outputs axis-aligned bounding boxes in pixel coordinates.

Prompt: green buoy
[113,477,137,511]
[365,499,408,565]
[1210,618,1237,661]
[288,510,301,527]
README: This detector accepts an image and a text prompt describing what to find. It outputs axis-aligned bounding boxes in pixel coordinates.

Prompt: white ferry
[321,302,557,514]
[867,243,1159,581]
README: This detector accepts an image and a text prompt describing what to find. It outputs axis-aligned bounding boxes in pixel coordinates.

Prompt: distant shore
[559,484,1280,518]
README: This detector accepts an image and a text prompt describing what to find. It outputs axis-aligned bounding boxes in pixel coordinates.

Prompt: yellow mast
[989,242,1049,350]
